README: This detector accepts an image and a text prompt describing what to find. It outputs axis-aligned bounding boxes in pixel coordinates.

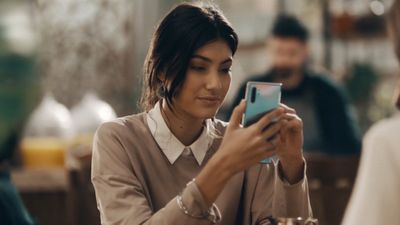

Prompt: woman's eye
[220,68,232,74]
[190,65,206,72]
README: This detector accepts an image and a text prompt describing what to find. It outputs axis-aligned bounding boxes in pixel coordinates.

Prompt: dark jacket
[230,70,361,155]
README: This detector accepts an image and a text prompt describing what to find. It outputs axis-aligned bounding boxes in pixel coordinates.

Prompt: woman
[91,2,311,225]
[342,1,400,224]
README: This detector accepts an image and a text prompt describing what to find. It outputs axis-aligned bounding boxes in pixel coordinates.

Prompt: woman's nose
[205,71,222,90]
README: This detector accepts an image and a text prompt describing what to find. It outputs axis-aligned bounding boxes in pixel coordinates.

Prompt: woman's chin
[194,107,219,119]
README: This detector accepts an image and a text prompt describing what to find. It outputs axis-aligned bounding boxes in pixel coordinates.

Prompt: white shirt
[342,113,400,225]
[146,102,214,165]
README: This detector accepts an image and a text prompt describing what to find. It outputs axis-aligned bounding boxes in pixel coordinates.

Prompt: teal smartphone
[243,82,282,164]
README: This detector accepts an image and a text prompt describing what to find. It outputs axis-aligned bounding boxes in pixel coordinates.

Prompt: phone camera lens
[251,87,256,103]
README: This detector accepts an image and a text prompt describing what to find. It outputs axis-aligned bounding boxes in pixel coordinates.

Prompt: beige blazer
[91,113,312,225]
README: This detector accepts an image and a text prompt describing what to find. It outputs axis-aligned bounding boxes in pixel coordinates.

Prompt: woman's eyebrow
[221,58,233,65]
[192,55,233,64]
[192,55,212,63]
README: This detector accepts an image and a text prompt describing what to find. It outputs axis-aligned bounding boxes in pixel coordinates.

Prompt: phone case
[243,82,282,164]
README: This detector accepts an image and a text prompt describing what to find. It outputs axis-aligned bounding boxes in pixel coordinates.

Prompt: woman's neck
[161,101,204,146]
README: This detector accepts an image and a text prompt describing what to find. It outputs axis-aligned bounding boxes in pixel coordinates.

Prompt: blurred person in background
[342,1,400,224]
[0,31,37,225]
[91,2,312,225]
[230,15,361,155]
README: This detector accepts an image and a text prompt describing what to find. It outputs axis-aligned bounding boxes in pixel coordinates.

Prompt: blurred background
[0,0,398,225]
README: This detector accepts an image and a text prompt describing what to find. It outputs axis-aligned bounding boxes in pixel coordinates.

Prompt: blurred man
[342,1,400,224]
[231,15,361,154]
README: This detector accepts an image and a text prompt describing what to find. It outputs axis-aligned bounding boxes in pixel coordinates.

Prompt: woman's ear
[159,73,166,82]
[158,74,167,97]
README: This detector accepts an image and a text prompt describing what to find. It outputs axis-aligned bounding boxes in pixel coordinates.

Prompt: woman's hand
[275,104,305,184]
[196,100,285,206]
[214,100,285,175]
[216,102,305,181]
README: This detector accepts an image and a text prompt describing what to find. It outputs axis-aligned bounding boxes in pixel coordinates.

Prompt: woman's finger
[253,107,285,131]
[228,100,246,130]
[279,103,296,114]
[261,121,282,140]
[270,133,281,146]
[281,113,301,121]
[280,115,303,134]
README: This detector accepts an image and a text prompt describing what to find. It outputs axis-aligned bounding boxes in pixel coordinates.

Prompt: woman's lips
[197,96,221,104]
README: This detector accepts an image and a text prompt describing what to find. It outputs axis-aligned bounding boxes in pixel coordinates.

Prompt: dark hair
[140,2,238,111]
[387,0,400,61]
[271,14,309,43]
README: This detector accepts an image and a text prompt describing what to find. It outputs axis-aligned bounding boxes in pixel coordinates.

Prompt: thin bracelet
[176,195,221,224]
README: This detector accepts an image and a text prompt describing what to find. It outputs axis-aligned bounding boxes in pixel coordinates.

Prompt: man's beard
[271,67,296,80]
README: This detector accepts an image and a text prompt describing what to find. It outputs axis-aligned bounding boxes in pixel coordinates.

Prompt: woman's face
[172,40,233,120]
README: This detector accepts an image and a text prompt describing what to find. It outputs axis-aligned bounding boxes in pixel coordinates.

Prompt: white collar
[146,101,213,165]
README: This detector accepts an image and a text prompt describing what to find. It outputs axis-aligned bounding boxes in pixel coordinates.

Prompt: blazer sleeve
[91,122,218,225]
[249,160,312,224]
